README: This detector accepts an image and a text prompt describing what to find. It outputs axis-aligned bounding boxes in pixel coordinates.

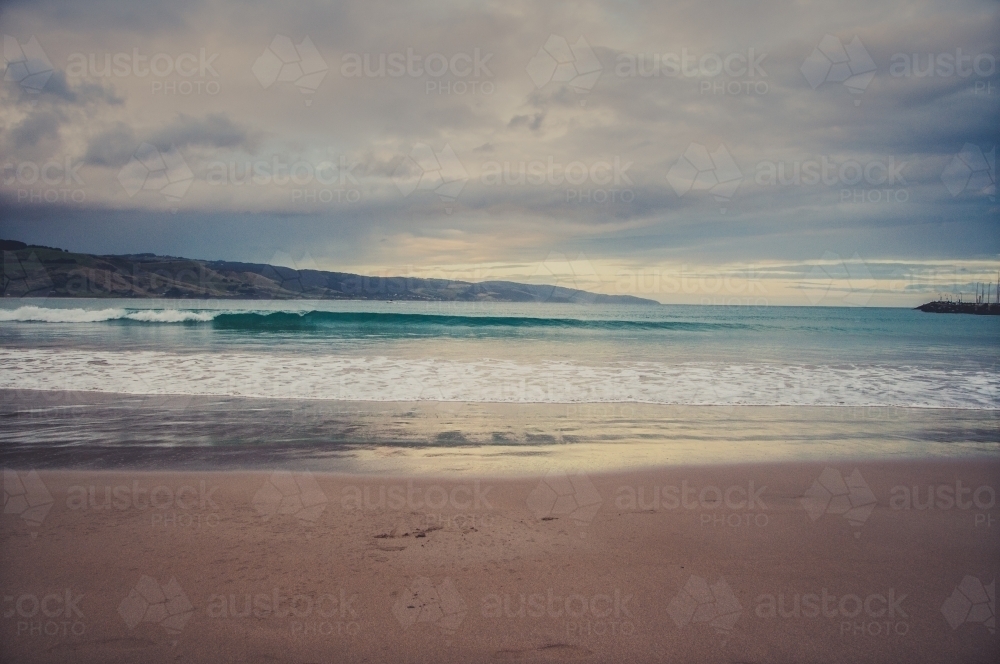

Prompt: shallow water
[1,299,997,409]
[2,390,997,475]
[2,300,997,473]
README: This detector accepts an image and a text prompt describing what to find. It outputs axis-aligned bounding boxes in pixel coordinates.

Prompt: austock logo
[252,470,329,523]
[392,577,467,636]
[941,144,995,200]
[117,143,194,202]
[3,35,54,94]
[528,252,603,304]
[666,143,742,213]
[252,35,328,102]
[941,576,995,634]
[526,469,603,533]
[526,35,602,96]
[800,252,876,306]
[3,469,54,535]
[392,143,469,209]
[666,575,741,645]
[801,467,876,537]
[118,575,194,637]
[801,35,876,105]
[1,253,53,297]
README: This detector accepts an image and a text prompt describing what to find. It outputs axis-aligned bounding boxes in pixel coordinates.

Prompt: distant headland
[0,239,657,305]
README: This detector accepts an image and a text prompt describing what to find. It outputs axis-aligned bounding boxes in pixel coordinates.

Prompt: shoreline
[2,390,998,475]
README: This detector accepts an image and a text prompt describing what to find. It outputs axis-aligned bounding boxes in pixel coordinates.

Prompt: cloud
[0,0,996,305]
[83,114,257,166]
[31,70,124,106]
[82,123,137,166]
[508,112,545,131]
[6,111,62,149]
[147,113,257,151]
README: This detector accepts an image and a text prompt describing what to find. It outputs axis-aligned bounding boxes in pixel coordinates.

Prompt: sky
[1,0,998,305]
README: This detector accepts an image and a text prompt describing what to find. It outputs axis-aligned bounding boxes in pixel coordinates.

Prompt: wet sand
[2,460,998,663]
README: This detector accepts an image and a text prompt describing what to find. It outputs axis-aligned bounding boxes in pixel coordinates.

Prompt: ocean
[1,299,997,473]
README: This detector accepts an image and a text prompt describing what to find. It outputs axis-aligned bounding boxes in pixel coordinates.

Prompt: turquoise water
[0,299,997,408]
[1,299,997,470]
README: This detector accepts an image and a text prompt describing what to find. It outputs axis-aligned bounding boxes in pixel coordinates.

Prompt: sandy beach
[3,460,997,663]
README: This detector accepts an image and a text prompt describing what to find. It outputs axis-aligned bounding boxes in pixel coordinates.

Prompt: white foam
[0,348,996,409]
[0,306,215,323]
[123,310,216,323]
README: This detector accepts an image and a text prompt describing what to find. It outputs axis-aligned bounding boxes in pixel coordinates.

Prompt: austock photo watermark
[667,574,992,644]
[889,48,996,95]
[479,156,635,204]
[615,478,770,529]
[342,478,496,534]
[754,155,910,205]
[65,478,222,530]
[65,47,221,95]
[341,47,494,95]
[753,584,912,639]
[205,155,363,205]
[393,146,636,209]
[391,575,637,644]
[3,588,87,641]
[612,264,769,306]
[3,470,223,532]
[2,158,86,204]
[205,586,362,639]
[801,467,996,536]
[481,586,638,641]
[615,47,769,96]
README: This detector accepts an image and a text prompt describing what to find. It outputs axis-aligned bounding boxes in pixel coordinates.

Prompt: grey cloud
[0,0,199,33]
[31,70,125,106]
[83,123,138,166]
[0,0,996,290]
[6,111,62,150]
[83,114,258,166]
[148,113,258,151]
[508,112,545,131]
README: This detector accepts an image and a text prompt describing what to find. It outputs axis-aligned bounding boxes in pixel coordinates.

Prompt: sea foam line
[0,348,996,410]
[0,306,216,323]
